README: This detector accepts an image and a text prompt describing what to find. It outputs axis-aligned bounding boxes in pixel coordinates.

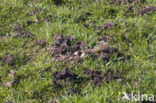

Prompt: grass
[0,0,156,103]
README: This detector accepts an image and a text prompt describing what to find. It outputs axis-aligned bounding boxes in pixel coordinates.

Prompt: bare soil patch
[49,34,126,63]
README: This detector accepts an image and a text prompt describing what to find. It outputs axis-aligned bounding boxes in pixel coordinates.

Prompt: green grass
[0,0,156,103]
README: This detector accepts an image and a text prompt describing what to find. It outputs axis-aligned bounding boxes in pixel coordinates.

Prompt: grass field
[0,0,156,103]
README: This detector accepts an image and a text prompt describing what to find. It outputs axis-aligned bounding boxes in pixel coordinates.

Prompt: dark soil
[26,20,35,26]
[53,0,65,5]
[84,69,124,85]
[104,70,123,83]
[50,34,125,63]
[88,42,120,62]
[52,69,77,80]
[52,68,124,92]
[50,34,88,62]
[52,69,79,90]
[84,69,104,85]
[50,34,126,90]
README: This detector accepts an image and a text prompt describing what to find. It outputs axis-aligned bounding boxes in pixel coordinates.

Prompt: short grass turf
[0,0,156,103]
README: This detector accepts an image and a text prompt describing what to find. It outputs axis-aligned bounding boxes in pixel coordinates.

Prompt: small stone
[74,51,79,56]
[80,52,86,58]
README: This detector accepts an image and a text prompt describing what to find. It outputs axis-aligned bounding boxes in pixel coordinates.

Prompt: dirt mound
[50,34,88,62]
[52,68,124,94]
[104,71,123,83]
[52,69,80,90]
[84,69,104,85]
[88,41,120,62]
[52,69,77,80]
[50,34,125,63]
[84,69,124,85]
